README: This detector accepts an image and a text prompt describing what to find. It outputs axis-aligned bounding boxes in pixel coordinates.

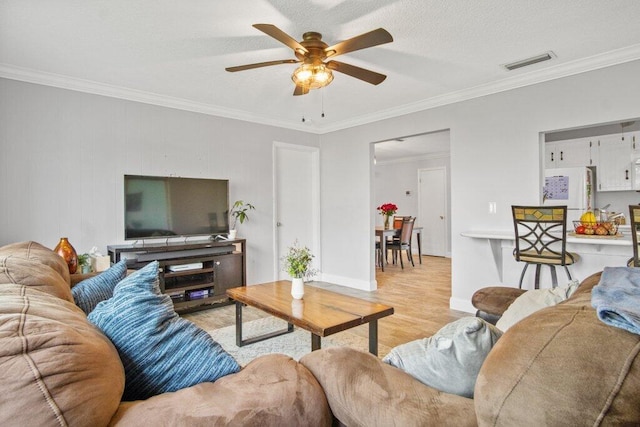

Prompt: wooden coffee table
[226,281,394,356]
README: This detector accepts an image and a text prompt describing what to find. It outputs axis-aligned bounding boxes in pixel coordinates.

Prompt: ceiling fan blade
[293,85,309,96]
[326,61,387,85]
[253,24,308,54]
[225,59,299,72]
[325,28,393,58]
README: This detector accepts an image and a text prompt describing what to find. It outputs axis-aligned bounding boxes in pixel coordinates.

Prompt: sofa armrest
[472,287,526,318]
[70,272,100,287]
[300,347,476,427]
[109,354,331,427]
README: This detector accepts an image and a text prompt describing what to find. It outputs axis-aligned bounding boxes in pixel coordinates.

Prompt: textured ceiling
[2,0,640,133]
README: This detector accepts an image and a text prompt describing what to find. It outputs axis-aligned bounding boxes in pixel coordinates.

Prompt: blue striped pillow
[87,261,240,401]
[72,260,128,314]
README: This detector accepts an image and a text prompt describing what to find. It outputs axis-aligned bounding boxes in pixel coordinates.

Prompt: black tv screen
[124,175,229,240]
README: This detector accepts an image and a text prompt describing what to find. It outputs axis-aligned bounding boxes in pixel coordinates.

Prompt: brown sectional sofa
[300,272,640,426]
[0,241,331,426]
[3,240,640,426]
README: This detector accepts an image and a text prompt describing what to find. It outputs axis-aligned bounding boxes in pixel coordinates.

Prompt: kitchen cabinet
[628,132,640,190]
[545,138,594,168]
[596,134,633,191]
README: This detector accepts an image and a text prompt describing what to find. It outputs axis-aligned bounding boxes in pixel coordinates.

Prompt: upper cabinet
[544,138,594,169]
[595,133,634,192]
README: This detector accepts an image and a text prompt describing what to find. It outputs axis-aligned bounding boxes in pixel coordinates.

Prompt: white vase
[291,277,304,300]
[291,299,304,317]
[228,229,237,240]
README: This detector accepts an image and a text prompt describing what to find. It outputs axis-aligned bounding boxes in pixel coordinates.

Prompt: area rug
[207,317,391,366]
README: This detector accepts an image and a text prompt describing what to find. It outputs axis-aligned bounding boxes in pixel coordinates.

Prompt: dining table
[375,226,423,271]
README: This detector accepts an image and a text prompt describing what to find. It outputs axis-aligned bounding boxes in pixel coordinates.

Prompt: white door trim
[272,142,321,279]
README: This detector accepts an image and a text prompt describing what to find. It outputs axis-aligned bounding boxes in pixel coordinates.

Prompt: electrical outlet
[489,202,497,214]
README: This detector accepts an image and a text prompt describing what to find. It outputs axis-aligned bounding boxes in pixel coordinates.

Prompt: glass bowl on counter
[572,220,619,236]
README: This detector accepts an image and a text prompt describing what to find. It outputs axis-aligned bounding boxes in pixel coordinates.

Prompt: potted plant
[77,253,91,274]
[229,200,255,239]
[281,240,318,299]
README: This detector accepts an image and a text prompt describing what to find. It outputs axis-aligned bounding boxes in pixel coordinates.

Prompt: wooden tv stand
[107,239,246,314]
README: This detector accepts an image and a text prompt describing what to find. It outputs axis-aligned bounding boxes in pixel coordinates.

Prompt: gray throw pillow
[496,280,579,332]
[383,317,502,398]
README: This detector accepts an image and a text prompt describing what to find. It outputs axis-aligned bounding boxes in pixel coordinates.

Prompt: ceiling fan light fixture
[291,63,334,89]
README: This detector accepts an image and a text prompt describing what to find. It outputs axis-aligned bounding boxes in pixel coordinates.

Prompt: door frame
[418,166,450,257]
[272,142,321,279]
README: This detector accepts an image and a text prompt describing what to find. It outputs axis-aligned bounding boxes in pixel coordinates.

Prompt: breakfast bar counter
[461,229,633,286]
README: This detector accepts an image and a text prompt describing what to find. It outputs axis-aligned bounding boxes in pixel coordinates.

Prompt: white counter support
[461,230,633,289]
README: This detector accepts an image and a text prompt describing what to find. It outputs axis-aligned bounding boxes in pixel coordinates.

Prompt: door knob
[440,216,444,219]
[276,222,282,227]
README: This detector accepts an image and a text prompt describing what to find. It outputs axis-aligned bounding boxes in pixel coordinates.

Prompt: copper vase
[54,237,78,274]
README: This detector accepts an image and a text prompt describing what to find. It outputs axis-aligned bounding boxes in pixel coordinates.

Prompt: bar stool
[628,205,640,267]
[512,205,578,289]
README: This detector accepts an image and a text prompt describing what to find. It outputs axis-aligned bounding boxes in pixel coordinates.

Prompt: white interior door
[273,143,320,280]
[418,167,447,256]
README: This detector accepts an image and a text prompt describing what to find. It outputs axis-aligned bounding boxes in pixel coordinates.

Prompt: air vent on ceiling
[503,51,556,71]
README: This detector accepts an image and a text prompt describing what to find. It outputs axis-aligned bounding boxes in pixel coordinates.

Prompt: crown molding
[0,64,312,133]
[2,43,640,135]
[315,43,640,133]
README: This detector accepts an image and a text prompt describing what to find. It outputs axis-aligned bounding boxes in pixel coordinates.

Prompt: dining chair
[512,205,578,289]
[387,216,409,246]
[393,216,408,229]
[387,217,416,268]
[628,205,640,267]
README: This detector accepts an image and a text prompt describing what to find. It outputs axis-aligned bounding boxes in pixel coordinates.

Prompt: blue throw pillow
[87,261,240,401]
[72,260,128,314]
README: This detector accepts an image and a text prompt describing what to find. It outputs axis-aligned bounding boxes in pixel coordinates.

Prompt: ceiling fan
[226,24,393,96]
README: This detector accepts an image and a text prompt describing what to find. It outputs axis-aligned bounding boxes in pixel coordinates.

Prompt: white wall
[4,60,640,309]
[374,154,452,255]
[0,79,319,285]
[320,59,640,310]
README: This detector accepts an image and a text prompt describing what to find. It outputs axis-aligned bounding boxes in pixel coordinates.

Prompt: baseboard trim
[450,297,475,314]
[319,273,377,291]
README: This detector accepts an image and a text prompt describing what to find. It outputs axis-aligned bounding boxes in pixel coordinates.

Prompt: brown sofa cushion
[110,354,332,427]
[300,347,477,427]
[475,276,640,425]
[0,256,74,302]
[472,286,526,317]
[0,241,71,285]
[0,284,125,426]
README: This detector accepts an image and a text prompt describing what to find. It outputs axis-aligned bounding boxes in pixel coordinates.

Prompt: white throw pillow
[382,317,502,398]
[496,280,580,332]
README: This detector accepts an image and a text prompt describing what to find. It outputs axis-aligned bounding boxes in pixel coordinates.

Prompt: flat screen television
[124,175,229,240]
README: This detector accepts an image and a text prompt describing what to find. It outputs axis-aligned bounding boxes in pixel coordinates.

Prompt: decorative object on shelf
[229,200,255,239]
[54,237,78,274]
[281,240,318,300]
[89,246,111,272]
[377,203,398,229]
[78,253,91,274]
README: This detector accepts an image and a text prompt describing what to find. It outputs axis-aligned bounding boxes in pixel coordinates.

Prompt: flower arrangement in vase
[377,203,398,229]
[281,240,318,300]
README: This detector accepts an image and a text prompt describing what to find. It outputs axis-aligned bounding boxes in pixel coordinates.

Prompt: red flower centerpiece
[377,203,398,229]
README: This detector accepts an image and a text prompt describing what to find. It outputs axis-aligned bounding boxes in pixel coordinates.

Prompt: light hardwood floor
[184,255,470,349]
